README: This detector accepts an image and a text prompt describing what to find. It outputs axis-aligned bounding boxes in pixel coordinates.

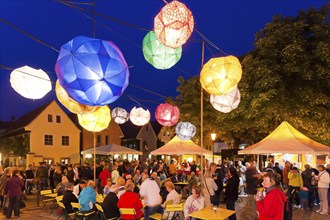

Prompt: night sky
[0,0,327,121]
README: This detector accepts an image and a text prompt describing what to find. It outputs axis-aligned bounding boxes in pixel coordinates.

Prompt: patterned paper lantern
[155,103,180,126]
[55,35,129,106]
[78,106,111,132]
[10,65,52,99]
[210,87,241,113]
[175,122,196,140]
[130,107,150,126]
[154,1,194,48]
[55,80,99,114]
[111,107,129,124]
[142,31,182,69]
[200,55,242,95]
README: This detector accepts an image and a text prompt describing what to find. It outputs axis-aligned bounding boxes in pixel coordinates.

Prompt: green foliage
[0,134,30,156]
[175,5,330,146]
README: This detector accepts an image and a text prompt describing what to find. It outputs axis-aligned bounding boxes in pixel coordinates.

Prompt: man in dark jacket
[62,182,78,214]
[211,162,223,206]
[36,162,48,190]
[102,191,120,219]
[4,169,24,218]
[25,165,34,195]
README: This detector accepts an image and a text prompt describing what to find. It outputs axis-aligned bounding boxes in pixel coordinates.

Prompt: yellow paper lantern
[154,1,194,48]
[10,65,52,99]
[55,80,99,114]
[200,55,242,95]
[78,106,111,132]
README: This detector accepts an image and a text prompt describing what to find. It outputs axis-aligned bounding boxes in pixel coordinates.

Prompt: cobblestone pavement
[0,193,328,219]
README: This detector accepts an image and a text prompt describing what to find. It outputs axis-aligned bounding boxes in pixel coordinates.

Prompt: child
[299,187,309,211]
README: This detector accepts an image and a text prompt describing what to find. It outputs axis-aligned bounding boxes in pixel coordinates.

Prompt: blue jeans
[144,205,161,220]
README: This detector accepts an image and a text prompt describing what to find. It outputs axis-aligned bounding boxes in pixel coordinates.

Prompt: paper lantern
[10,65,51,99]
[55,35,129,106]
[111,107,129,124]
[175,122,196,140]
[155,103,180,126]
[154,1,194,48]
[78,106,111,132]
[55,80,99,114]
[142,31,182,69]
[130,107,150,126]
[210,87,241,113]
[200,55,242,95]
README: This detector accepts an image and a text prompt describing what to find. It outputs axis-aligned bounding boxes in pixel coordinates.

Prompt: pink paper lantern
[155,103,180,126]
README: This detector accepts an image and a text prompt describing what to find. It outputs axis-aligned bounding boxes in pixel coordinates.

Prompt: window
[44,135,53,145]
[56,115,61,123]
[97,135,101,146]
[43,158,54,165]
[48,114,53,122]
[60,158,70,165]
[105,135,109,145]
[62,136,69,146]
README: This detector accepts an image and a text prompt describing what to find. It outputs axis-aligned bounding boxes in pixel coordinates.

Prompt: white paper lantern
[10,65,52,99]
[111,107,129,124]
[210,87,241,113]
[175,122,196,140]
[130,107,150,126]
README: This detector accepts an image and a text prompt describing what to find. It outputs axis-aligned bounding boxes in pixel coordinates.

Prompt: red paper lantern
[155,103,180,126]
[154,1,194,48]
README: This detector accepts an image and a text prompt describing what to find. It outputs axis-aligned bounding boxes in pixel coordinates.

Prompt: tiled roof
[119,120,141,139]
[0,101,52,137]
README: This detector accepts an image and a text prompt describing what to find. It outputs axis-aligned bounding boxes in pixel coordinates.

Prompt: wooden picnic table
[189,206,235,220]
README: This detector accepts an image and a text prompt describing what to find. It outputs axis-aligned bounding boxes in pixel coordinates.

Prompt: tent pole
[93,132,96,183]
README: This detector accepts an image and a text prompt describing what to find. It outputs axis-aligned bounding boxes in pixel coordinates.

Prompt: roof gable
[119,120,141,139]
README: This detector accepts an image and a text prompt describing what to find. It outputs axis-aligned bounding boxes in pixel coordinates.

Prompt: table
[96,194,104,204]
[44,193,58,198]
[189,206,235,220]
[174,182,188,187]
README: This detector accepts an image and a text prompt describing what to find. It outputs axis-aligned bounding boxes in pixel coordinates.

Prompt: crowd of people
[0,158,329,219]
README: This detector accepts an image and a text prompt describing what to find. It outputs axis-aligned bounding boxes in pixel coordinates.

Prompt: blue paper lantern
[55,36,129,106]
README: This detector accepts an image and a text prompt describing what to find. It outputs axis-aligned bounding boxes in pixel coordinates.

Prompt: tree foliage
[175,5,330,146]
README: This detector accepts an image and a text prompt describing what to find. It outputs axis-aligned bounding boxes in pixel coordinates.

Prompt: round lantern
[111,107,129,124]
[130,107,150,126]
[155,103,180,126]
[175,122,196,140]
[210,87,241,113]
[55,80,99,114]
[154,1,194,48]
[78,106,111,132]
[55,35,129,106]
[200,55,242,95]
[10,65,52,99]
[142,31,182,69]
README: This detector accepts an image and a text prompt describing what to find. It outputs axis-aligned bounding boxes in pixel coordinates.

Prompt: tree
[175,5,330,146]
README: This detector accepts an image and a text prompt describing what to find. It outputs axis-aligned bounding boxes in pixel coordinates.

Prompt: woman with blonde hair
[202,170,218,207]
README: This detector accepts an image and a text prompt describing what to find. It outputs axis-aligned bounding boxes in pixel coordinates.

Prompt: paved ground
[0,193,328,219]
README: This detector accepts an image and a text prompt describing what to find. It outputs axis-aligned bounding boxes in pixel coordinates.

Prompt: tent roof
[151,136,212,156]
[81,144,143,155]
[238,121,329,155]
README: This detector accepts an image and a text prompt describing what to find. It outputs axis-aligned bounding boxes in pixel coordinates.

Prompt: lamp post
[210,133,217,162]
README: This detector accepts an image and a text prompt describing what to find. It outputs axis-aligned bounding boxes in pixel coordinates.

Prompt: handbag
[204,178,218,205]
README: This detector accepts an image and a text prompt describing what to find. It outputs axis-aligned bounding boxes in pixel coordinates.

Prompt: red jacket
[99,170,111,187]
[117,191,143,219]
[257,187,287,220]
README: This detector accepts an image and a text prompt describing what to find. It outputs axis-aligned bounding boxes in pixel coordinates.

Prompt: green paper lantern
[142,31,182,70]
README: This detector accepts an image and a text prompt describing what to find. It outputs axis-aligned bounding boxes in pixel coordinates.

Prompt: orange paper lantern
[154,1,194,48]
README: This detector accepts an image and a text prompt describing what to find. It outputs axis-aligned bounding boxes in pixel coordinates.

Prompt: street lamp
[210,133,217,162]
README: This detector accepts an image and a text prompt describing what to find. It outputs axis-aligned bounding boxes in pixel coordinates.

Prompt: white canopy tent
[81,144,143,156]
[238,121,329,155]
[151,135,212,155]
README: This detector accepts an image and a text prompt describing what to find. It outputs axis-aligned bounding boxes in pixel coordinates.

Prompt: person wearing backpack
[256,172,287,220]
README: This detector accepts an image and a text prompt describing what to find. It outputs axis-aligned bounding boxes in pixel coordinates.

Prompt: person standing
[224,167,240,220]
[0,168,11,209]
[202,170,218,207]
[301,164,313,209]
[315,165,329,216]
[256,173,287,219]
[36,162,48,190]
[139,173,162,220]
[4,169,24,218]
[210,162,223,206]
[282,161,291,190]
[288,167,303,208]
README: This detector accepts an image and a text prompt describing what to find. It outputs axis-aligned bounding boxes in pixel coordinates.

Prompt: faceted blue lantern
[55,36,129,106]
